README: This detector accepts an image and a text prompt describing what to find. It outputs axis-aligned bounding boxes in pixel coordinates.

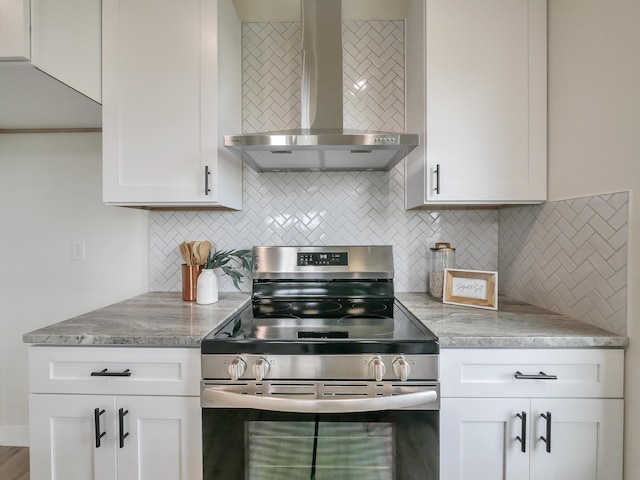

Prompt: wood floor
[0,446,29,480]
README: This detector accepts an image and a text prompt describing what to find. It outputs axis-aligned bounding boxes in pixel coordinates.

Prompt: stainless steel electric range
[200,245,439,480]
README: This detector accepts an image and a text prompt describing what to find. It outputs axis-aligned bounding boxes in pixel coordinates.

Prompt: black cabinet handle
[119,408,130,448]
[516,411,527,453]
[204,165,211,196]
[94,408,106,448]
[514,371,558,380]
[434,164,441,194]
[540,411,552,453]
[90,368,131,377]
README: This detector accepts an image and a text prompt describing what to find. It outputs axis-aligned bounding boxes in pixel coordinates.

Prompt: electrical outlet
[71,240,86,261]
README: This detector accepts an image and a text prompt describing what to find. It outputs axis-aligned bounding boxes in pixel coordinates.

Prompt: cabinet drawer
[441,349,624,398]
[29,346,200,396]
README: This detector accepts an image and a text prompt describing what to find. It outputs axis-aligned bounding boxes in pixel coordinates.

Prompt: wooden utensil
[192,241,201,265]
[188,241,196,265]
[199,241,212,265]
[179,242,191,265]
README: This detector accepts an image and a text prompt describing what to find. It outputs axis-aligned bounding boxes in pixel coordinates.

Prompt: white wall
[0,132,149,446]
[548,0,640,477]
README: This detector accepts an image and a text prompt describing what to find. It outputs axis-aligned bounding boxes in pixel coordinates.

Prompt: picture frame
[443,269,498,310]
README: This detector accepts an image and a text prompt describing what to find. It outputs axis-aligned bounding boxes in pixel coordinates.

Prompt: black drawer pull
[119,408,130,448]
[514,371,558,380]
[516,411,527,453]
[90,368,132,377]
[204,165,211,195]
[94,408,106,448]
[540,411,552,453]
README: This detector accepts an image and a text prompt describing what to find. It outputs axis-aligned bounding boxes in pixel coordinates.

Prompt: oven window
[202,409,438,480]
[246,421,393,479]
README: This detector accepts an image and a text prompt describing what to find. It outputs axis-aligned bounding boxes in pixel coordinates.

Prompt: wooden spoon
[199,241,212,265]
[192,241,202,265]
[179,242,191,265]
[188,241,196,265]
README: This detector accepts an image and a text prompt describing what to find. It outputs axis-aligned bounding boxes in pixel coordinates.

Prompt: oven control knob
[252,357,271,381]
[228,357,246,381]
[369,356,387,382]
[393,357,411,381]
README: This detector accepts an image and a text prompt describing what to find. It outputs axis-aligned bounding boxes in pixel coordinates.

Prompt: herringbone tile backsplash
[499,192,628,335]
[242,22,301,133]
[242,21,405,133]
[149,188,629,335]
[151,19,492,293]
[149,164,499,293]
[147,19,629,335]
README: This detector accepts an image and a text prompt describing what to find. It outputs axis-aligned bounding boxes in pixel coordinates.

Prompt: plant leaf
[203,247,253,290]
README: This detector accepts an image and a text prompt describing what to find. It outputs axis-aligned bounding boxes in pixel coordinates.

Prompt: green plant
[204,249,254,289]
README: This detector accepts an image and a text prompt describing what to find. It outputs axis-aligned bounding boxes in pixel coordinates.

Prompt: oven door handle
[202,387,438,413]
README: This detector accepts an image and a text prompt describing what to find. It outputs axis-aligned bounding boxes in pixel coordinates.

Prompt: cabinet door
[116,396,202,480]
[31,0,102,102]
[441,398,530,480]
[406,0,546,206]
[102,0,242,208]
[0,0,30,60]
[29,394,116,480]
[530,399,623,480]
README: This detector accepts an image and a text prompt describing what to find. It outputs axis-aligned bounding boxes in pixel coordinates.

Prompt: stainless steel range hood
[224,0,419,172]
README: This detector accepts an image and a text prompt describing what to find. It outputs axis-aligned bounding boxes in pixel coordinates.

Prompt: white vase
[196,269,218,304]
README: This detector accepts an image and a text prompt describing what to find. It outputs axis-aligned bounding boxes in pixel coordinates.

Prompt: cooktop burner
[201,246,438,355]
[201,300,438,355]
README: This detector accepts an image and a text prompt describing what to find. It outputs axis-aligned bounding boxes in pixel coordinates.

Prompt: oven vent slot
[322,392,369,397]
[320,383,384,397]
[269,383,317,397]
[271,392,316,396]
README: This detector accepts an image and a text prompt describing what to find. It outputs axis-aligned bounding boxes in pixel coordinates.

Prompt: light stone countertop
[396,292,629,348]
[23,292,250,347]
[23,291,629,349]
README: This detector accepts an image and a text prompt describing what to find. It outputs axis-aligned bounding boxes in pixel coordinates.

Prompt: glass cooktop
[201,301,439,355]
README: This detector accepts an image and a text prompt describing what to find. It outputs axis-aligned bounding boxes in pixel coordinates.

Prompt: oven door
[201,383,439,480]
[202,409,438,480]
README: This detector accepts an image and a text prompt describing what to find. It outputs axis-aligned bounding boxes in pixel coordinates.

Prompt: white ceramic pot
[196,269,218,304]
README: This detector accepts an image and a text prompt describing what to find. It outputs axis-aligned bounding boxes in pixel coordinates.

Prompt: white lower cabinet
[441,398,530,480]
[30,394,201,480]
[529,398,623,480]
[30,394,117,479]
[28,346,202,480]
[440,349,624,480]
[441,397,623,480]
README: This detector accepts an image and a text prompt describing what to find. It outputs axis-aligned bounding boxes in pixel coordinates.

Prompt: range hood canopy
[224,0,419,172]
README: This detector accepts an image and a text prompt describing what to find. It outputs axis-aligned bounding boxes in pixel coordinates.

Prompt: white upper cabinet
[405,0,547,207]
[31,0,102,103]
[0,0,101,128]
[101,0,243,208]
[0,0,30,60]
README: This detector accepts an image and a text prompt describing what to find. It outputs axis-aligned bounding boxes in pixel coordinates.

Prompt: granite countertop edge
[395,292,629,349]
[22,292,251,348]
[23,292,629,349]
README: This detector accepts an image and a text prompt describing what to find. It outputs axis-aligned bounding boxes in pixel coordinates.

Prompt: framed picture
[443,269,498,310]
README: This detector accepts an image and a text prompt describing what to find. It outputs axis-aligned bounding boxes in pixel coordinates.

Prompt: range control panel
[297,252,348,266]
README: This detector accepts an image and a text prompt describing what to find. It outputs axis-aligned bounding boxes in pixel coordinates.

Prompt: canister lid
[430,242,455,252]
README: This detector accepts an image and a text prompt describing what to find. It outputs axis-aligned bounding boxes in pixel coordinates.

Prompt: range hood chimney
[224,0,419,172]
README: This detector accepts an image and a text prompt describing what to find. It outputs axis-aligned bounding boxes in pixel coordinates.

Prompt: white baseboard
[0,425,29,447]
